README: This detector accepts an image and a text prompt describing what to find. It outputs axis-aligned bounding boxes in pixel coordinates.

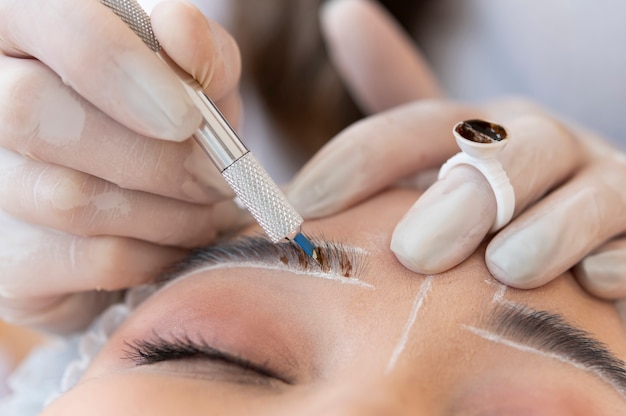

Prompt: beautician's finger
[487,159,626,289]
[288,100,480,216]
[0,290,122,335]
[0,212,184,333]
[0,149,244,246]
[0,0,200,141]
[320,0,442,115]
[290,0,449,213]
[391,113,586,274]
[575,238,626,300]
[0,211,186,300]
[0,57,232,203]
[151,0,242,113]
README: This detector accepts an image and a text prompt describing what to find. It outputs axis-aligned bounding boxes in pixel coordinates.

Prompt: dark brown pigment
[456,119,507,143]
[287,245,354,278]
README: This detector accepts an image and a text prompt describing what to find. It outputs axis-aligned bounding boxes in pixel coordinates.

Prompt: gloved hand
[288,0,626,299]
[0,0,245,333]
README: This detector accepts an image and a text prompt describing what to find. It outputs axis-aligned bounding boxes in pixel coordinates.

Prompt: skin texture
[289,0,626,295]
[0,0,245,333]
[2,0,626,337]
[41,189,626,414]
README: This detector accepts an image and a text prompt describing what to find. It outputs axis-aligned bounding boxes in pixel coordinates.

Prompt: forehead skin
[43,189,626,414]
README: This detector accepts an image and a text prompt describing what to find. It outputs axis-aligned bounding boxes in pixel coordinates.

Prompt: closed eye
[124,333,294,386]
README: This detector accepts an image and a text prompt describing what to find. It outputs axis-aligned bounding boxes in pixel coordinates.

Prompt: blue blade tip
[293,233,317,259]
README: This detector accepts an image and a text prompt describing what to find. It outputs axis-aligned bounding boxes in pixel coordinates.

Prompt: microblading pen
[100,0,319,260]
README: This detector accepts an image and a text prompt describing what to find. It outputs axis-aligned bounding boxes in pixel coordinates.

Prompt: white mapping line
[462,325,626,399]
[483,278,508,304]
[385,276,434,374]
[171,261,375,289]
[348,246,369,256]
[492,283,507,304]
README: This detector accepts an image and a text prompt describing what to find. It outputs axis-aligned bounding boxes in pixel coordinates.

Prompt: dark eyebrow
[156,235,368,286]
[484,303,626,397]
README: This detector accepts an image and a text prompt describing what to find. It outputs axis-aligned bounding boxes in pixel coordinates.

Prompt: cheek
[452,376,622,416]
[41,374,222,416]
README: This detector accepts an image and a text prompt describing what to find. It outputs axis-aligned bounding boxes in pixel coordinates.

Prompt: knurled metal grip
[223,153,303,242]
[100,0,161,52]
[100,0,306,243]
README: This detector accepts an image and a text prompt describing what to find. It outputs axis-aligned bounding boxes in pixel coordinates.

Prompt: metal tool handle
[100,0,304,242]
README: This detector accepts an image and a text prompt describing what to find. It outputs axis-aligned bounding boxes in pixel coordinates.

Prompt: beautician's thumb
[320,0,442,115]
[151,0,242,125]
[390,165,496,273]
[0,0,199,141]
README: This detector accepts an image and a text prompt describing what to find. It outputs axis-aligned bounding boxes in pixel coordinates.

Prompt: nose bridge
[306,388,403,416]
[300,378,436,416]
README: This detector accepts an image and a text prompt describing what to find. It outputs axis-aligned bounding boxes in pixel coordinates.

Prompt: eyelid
[124,333,294,385]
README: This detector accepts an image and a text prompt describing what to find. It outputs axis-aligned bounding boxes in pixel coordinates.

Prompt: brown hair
[233,0,423,160]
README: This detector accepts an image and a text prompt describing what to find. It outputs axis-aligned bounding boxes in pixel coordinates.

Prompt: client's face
[42,189,626,415]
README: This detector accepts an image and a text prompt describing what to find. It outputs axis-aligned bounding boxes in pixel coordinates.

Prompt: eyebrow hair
[156,235,368,287]
[475,303,626,397]
[157,239,626,396]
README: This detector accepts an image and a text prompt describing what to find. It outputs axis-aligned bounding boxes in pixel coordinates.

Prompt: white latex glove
[0,0,245,333]
[287,0,626,300]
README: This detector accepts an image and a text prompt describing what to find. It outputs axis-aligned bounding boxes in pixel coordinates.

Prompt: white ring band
[437,120,515,232]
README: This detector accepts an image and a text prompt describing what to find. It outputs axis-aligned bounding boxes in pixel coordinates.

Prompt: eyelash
[123,334,292,385]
